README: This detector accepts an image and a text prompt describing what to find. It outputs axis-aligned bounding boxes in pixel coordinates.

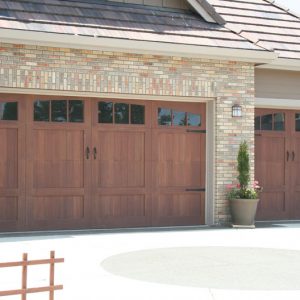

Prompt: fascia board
[256,58,300,71]
[256,97,300,109]
[0,29,277,64]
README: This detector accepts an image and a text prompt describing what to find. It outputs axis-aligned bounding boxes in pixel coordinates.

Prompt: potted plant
[226,141,262,228]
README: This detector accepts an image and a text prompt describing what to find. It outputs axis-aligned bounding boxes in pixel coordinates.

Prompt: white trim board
[256,58,300,72]
[205,100,215,226]
[0,87,215,103]
[256,97,300,109]
[0,28,277,64]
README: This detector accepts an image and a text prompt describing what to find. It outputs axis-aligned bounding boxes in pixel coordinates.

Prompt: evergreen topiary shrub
[226,141,262,200]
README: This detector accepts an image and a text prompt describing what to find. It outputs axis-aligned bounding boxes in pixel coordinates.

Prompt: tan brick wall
[0,43,255,224]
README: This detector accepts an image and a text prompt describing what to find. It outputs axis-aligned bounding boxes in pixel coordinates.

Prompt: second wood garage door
[0,95,206,231]
[255,108,300,220]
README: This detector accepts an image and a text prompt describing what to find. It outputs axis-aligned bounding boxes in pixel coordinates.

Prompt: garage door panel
[154,132,203,188]
[32,161,84,188]
[26,96,91,230]
[0,96,26,231]
[152,192,205,226]
[32,129,84,163]
[32,129,84,189]
[152,101,206,226]
[96,195,146,217]
[257,192,288,220]
[0,197,18,221]
[258,162,285,187]
[255,109,291,220]
[291,137,300,187]
[290,136,300,218]
[91,99,151,228]
[155,193,203,217]
[96,131,145,188]
[0,128,18,188]
[32,196,84,221]
[154,161,202,188]
[292,192,300,211]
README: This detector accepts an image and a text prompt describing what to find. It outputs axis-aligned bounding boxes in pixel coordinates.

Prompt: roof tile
[207,0,300,59]
[0,0,265,52]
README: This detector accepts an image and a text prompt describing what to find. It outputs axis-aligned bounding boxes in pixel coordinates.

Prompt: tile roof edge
[264,0,300,20]
[224,24,272,53]
[187,0,226,25]
[0,28,278,64]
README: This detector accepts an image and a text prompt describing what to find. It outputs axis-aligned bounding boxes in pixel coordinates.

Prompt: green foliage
[226,185,259,200]
[237,141,250,191]
[226,141,262,200]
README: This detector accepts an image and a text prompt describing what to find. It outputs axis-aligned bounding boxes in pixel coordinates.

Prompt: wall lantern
[232,104,242,117]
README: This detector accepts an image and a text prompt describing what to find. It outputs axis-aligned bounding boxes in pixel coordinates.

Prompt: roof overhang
[0,28,278,64]
[256,58,300,72]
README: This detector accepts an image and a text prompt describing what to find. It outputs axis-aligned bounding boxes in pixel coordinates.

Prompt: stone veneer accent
[0,43,255,224]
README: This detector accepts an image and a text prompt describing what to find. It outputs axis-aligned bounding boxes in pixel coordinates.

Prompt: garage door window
[98,102,145,125]
[255,113,285,131]
[295,114,300,131]
[34,100,84,123]
[187,113,201,126]
[0,102,18,121]
[115,103,129,124]
[158,108,201,127]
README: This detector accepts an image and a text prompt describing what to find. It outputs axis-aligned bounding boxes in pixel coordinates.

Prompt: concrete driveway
[1,222,300,300]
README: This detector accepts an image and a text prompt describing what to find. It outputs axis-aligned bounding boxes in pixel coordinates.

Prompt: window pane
[255,116,260,130]
[131,104,145,125]
[34,100,50,122]
[0,102,18,121]
[99,102,113,124]
[296,114,300,132]
[51,100,67,122]
[158,108,171,126]
[173,110,186,126]
[187,113,201,126]
[115,103,129,124]
[69,100,84,123]
[274,113,285,131]
[261,114,272,131]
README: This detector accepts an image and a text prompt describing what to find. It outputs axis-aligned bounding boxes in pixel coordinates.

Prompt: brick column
[214,64,255,224]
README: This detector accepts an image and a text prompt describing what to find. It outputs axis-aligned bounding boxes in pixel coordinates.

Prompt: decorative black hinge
[185,188,206,192]
[186,129,206,133]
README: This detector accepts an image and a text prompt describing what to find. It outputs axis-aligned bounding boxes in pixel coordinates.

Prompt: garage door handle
[85,147,90,160]
[93,147,97,160]
[287,151,289,162]
[186,188,205,192]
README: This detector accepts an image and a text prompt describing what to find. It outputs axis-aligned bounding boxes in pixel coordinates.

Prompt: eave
[0,28,278,64]
[256,58,300,72]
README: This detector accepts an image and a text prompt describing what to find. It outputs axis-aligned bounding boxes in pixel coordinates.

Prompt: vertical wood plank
[49,251,55,300]
[22,253,28,300]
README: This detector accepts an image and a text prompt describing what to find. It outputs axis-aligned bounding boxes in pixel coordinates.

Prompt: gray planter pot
[230,198,260,227]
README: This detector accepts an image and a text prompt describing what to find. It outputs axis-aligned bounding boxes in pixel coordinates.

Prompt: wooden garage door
[91,100,152,228]
[255,108,300,220]
[91,100,206,228]
[0,95,26,231]
[26,96,92,230]
[0,95,206,231]
[151,101,206,226]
